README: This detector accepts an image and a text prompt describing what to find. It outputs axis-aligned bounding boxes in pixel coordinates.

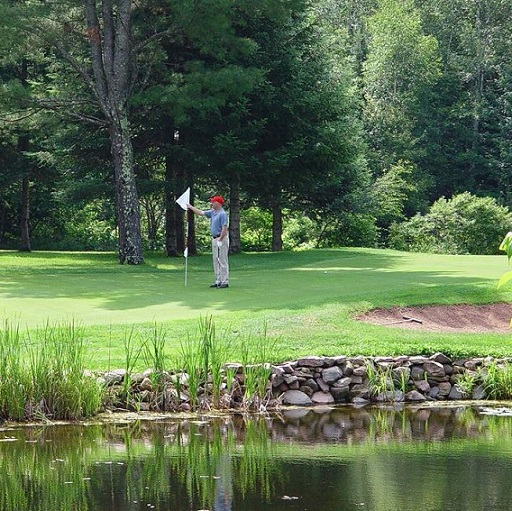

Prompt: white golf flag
[184,247,188,258]
[175,187,190,211]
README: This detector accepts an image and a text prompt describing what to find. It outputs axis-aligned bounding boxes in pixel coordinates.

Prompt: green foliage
[371,160,429,242]
[499,231,512,263]
[282,212,316,250]
[28,201,117,251]
[497,232,512,290]
[389,192,512,254]
[314,212,378,249]
[454,371,478,397]
[240,207,273,251]
[363,0,441,174]
[241,207,378,251]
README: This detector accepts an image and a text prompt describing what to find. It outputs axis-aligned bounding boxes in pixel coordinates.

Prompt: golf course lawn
[1,247,511,370]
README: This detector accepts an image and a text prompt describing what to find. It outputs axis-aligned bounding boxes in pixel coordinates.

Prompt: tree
[237,4,368,250]
[73,0,142,263]
[1,0,144,263]
[362,0,441,173]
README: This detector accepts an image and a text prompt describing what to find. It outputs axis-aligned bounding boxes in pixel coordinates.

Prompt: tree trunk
[84,0,143,264]
[164,154,178,257]
[19,172,31,252]
[0,202,6,247]
[229,174,241,253]
[110,115,143,264]
[18,59,31,252]
[187,183,197,256]
[271,196,283,251]
[18,132,31,252]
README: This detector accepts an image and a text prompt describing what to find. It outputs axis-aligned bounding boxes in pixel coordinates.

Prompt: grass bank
[1,247,511,370]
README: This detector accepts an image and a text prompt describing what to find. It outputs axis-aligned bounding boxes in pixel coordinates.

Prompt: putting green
[0,247,509,330]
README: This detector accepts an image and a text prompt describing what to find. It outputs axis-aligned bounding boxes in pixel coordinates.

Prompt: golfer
[187,195,230,288]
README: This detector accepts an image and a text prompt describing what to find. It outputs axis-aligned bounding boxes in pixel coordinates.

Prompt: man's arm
[187,204,205,216]
[219,225,228,241]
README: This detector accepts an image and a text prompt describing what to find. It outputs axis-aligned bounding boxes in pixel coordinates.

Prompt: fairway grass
[1,247,512,370]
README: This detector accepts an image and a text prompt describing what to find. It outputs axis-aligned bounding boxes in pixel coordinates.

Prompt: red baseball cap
[209,195,224,205]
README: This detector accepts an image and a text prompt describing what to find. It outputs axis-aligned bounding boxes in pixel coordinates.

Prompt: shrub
[240,207,273,251]
[282,213,316,250]
[388,192,512,254]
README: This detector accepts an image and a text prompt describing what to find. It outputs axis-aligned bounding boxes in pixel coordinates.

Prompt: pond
[2,403,512,511]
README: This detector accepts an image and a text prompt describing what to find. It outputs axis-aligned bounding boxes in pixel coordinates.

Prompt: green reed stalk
[0,321,29,420]
[142,323,168,389]
[366,361,395,399]
[179,336,202,409]
[201,317,232,408]
[196,315,212,406]
[239,323,274,410]
[121,326,141,399]
[224,366,237,399]
[24,322,103,420]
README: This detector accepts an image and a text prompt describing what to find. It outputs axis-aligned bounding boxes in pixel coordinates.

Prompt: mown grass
[1,247,512,371]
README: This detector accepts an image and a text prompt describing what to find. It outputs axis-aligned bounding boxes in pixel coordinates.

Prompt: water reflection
[1,404,512,510]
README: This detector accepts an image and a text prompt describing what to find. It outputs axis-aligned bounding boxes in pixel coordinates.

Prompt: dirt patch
[356,303,512,333]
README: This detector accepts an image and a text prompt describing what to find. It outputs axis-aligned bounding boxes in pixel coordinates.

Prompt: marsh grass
[0,321,30,420]
[365,362,414,401]
[481,361,512,399]
[142,323,167,388]
[239,323,275,410]
[0,321,103,421]
[179,335,203,410]
[177,315,231,409]
[121,327,141,399]
[175,318,275,411]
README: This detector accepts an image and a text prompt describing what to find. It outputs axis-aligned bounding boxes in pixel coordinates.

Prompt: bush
[388,192,512,255]
[241,208,378,251]
[31,201,117,251]
[240,207,273,251]
[282,213,316,250]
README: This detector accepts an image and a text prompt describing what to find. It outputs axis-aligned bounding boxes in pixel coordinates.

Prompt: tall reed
[0,321,103,421]
[481,361,512,399]
[179,336,203,410]
[200,316,232,408]
[142,323,167,388]
[121,326,141,399]
[0,321,29,420]
[239,323,274,410]
[178,315,232,410]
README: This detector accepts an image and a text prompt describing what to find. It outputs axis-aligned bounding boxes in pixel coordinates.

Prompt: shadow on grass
[0,248,507,327]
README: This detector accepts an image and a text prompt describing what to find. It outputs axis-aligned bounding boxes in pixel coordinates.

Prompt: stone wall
[99,352,508,412]
[273,353,495,406]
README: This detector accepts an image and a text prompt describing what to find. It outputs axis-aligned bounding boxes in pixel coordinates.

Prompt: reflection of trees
[2,407,512,510]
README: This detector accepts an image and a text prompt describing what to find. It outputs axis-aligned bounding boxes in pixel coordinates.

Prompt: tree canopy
[1,0,511,256]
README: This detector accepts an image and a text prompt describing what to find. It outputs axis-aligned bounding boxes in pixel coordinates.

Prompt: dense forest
[1,0,512,261]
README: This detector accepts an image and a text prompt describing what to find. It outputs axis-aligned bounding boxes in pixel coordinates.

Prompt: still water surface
[1,404,512,511]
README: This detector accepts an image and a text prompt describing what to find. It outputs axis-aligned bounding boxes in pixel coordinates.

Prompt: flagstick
[184,214,189,287]
[175,187,191,287]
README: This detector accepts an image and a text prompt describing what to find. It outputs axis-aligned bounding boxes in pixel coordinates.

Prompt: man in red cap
[187,195,230,288]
